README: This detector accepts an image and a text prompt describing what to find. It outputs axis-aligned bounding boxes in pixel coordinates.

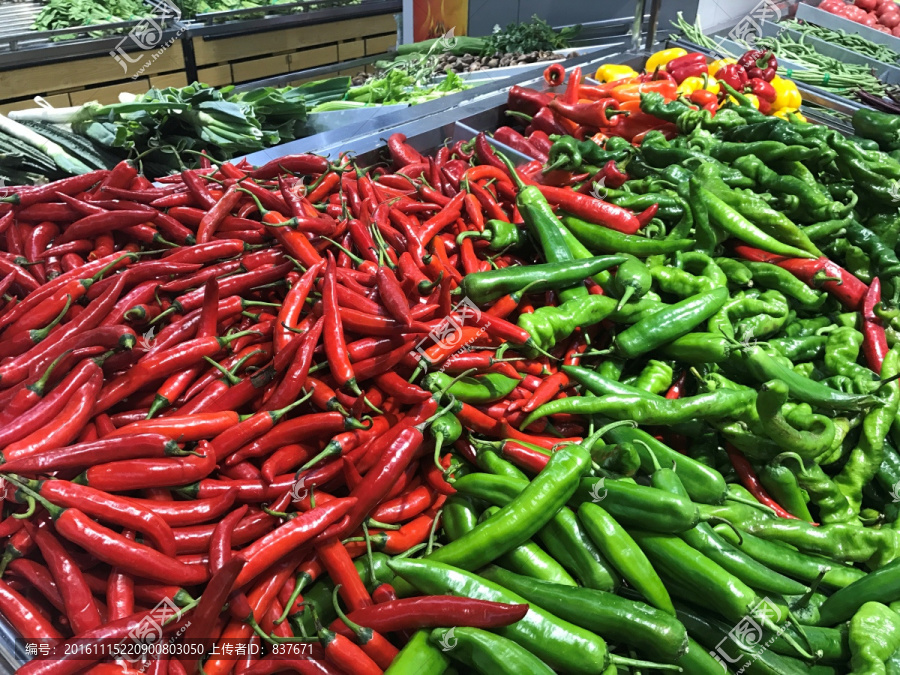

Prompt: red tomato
[877,1,899,15]
[857,0,877,10]
[882,9,900,24]
[862,12,879,23]
[819,0,842,9]
[892,23,900,33]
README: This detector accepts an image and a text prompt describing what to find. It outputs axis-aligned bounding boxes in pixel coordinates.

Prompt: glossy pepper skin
[737,49,777,82]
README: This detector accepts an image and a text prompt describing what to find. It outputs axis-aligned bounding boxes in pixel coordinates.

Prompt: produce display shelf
[240,46,632,166]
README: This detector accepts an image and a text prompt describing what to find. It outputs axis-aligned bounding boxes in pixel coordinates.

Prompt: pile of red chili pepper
[0,127,679,675]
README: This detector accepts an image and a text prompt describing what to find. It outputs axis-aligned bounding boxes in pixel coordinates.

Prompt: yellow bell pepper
[676,76,705,96]
[774,108,807,123]
[708,58,737,78]
[594,64,638,83]
[729,93,760,109]
[702,75,721,95]
[771,76,802,111]
[646,48,687,72]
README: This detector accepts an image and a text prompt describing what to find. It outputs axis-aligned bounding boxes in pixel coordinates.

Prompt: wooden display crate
[0,11,397,109]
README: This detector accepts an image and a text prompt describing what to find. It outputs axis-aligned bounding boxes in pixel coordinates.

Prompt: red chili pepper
[249,154,329,179]
[536,185,641,234]
[0,578,62,642]
[387,133,425,168]
[745,77,777,103]
[23,518,103,633]
[338,596,529,633]
[862,277,888,374]
[726,444,799,520]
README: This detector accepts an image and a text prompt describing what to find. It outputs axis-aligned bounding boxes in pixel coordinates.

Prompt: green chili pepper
[497,153,585,302]
[820,558,900,626]
[836,345,900,513]
[631,530,791,631]
[604,192,684,220]
[632,360,673,395]
[482,566,688,661]
[689,176,719,254]
[457,219,521,251]
[442,495,480,541]
[518,294,615,353]
[802,216,853,242]
[773,453,857,525]
[476,447,528,480]
[739,518,899,567]
[712,524,866,590]
[384,630,449,675]
[650,265,720,297]
[612,287,729,359]
[785,316,833,338]
[648,453,809,596]
[387,558,615,674]
[676,637,733,675]
[572,478,707,534]
[758,458,815,523]
[612,255,653,310]
[458,255,626,305]
[852,109,900,150]
[716,257,754,286]
[848,602,900,673]
[562,214,693,257]
[451,472,618,591]
[594,441,641,477]
[429,626,554,675]
[674,605,815,675]
[868,212,900,251]
[744,261,827,309]
[768,335,828,362]
[756,380,836,460]
[577,502,675,614]
[427,444,589,571]
[422,372,518,405]
[521,387,754,429]
[734,342,877,411]
[659,332,732,363]
[545,136,582,172]
[846,220,900,280]
[732,154,854,222]
[478,506,576,586]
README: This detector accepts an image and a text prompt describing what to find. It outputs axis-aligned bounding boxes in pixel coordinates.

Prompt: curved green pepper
[848,602,900,674]
[562,213,693,257]
[614,287,729,359]
[756,379,835,460]
[422,372,518,405]
[457,219,521,251]
[482,565,688,661]
[389,557,614,674]
[612,255,652,309]
[773,453,857,525]
[385,630,449,675]
[427,444,589,571]
[458,255,625,305]
[430,626,555,675]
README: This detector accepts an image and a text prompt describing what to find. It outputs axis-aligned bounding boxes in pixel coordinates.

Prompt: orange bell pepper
[609,80,678,103]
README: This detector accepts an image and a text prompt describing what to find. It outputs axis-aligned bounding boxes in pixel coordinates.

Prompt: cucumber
[20,121,119,170]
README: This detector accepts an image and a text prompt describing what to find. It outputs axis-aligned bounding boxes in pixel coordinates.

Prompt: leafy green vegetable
[342,69,468,106]
[481,15,579,56]
[32,0,151,38]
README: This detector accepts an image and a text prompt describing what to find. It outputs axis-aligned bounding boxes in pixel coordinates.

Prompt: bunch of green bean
[780,18,900,65]
[755,35,887,96]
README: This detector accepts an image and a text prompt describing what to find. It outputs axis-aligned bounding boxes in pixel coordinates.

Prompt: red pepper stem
[236,187,270,217]
[3,475,63,520]
[366,519,400,530]
[218,328,263,347]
